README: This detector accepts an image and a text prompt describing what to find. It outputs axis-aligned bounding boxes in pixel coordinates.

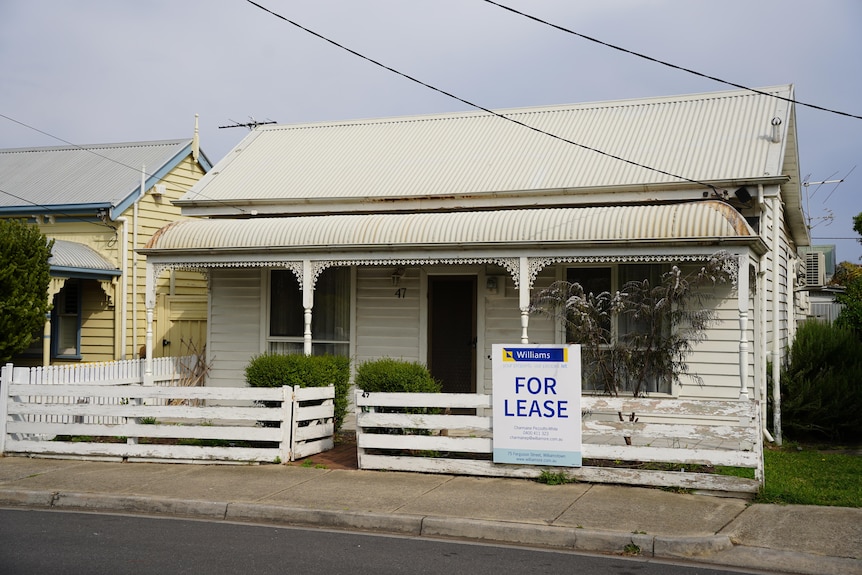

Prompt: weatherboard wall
[207,268,262,389]
[124,155,209,359]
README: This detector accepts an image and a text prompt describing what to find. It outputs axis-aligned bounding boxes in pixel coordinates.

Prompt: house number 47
[394,288,407,299]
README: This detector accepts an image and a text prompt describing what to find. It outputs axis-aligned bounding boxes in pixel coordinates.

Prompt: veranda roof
[49,239,121,279]
[142,201,760,260]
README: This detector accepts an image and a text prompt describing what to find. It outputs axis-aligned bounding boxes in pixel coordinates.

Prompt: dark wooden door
[428,276,477,393]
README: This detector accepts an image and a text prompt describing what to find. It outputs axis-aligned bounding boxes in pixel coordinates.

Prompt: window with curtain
[268,267,350,356]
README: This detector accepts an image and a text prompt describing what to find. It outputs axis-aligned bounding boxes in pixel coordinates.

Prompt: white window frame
[563,263,673,396]
[265,267,352,356]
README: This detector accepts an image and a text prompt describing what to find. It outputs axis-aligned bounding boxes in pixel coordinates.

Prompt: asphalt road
[0,508,767,575]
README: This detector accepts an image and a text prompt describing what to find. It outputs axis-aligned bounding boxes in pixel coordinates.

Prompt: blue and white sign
[492,344,582,467]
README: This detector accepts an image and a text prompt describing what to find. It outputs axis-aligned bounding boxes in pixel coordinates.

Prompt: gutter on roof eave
[139,236,767,259]
[173,176,792,212]
[0,203,113,216]
[50,266,122,280]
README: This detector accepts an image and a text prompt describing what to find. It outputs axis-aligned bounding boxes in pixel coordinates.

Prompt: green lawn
[718,443,862,507]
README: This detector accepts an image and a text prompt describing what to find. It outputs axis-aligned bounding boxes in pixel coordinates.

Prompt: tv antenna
[802,166,855,230]
[219,117,277,130]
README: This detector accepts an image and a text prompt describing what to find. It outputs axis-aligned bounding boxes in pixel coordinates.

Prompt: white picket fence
[355,392,763,495]
[0,362,334,464]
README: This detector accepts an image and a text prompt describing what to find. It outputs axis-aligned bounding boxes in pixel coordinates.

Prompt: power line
[482,0,862,121]
[243,0,725,195]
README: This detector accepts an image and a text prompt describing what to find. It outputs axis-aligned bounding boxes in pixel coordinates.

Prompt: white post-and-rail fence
[0,361,334,464]
[356,392,764,496]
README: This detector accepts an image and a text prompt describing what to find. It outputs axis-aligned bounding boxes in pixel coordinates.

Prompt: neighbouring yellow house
[0,130,213,365]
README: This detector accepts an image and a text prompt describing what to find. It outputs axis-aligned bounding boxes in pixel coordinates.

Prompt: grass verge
[717,443,861,507]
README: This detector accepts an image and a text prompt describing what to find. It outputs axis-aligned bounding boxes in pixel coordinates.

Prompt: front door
[428,276,477,393]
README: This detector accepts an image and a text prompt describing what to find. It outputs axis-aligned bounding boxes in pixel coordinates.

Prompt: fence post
[354,389,370,470]
[279,386,294,463]
[753,399,765,487]
[0,363,12,454]
[290,386,301,461]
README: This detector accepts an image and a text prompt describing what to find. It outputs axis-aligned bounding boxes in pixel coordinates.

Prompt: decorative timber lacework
[308,261,330,290]
[150,252,738,292]
[525,253,739,289]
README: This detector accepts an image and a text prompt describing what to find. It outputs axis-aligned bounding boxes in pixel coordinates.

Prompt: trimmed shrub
[354,358,441,436]
[245,353,350,432]
[780,320,862,442]
[354,358,441,393]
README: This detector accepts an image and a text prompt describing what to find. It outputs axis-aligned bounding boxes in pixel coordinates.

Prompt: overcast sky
[1,0,860,263]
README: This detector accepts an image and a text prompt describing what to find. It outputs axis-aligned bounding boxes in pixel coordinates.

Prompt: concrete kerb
[0,488,735,561]
[226,502,425,535]
[0,489,56,508]
[52,492,229,519]
[652,534,735,558]
[420,516,579,549]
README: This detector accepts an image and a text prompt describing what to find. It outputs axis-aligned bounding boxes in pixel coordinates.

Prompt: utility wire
[244,0,723,194]
[483,0,862,121]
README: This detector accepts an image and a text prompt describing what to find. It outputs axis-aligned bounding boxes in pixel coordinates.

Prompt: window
[268,267,350,356]
[53,280,81,358]
[566,264,670,394]
[565,267,612,343]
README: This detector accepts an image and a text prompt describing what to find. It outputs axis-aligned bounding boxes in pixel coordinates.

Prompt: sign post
[492,344,582,467]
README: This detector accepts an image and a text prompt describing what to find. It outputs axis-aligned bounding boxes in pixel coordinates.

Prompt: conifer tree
[0,219,53,362]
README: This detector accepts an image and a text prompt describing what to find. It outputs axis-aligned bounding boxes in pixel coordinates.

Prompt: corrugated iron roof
[181,86,796,207]
[144,201,754,253]
[49,239,121,277]
[0,139,192,211]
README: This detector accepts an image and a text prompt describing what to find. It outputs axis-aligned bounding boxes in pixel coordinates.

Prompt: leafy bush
[834,266,862,337]
[245,353,350,431]
[354,358,441,436]
[354,358,441,393]
[780,320,862,442]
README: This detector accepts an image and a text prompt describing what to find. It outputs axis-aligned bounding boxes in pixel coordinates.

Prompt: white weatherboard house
[141,86,806,435]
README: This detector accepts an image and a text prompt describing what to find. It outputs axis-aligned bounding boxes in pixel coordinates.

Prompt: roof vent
[770,117,782,144]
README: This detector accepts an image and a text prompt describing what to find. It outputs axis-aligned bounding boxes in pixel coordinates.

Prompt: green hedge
[354,358,441,393]
[245,353,350,432]
[780,320,862,442]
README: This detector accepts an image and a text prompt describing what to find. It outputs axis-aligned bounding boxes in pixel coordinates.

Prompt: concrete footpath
[0,456,859,575]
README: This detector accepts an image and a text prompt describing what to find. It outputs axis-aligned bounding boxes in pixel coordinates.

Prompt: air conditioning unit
[805,252,826,287]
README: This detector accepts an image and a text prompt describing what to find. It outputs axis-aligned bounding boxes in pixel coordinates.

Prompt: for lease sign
[492,344,582,467]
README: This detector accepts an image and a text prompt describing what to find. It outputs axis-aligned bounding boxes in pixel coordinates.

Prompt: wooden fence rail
[355,392,763,495]
[0,362,333,464]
